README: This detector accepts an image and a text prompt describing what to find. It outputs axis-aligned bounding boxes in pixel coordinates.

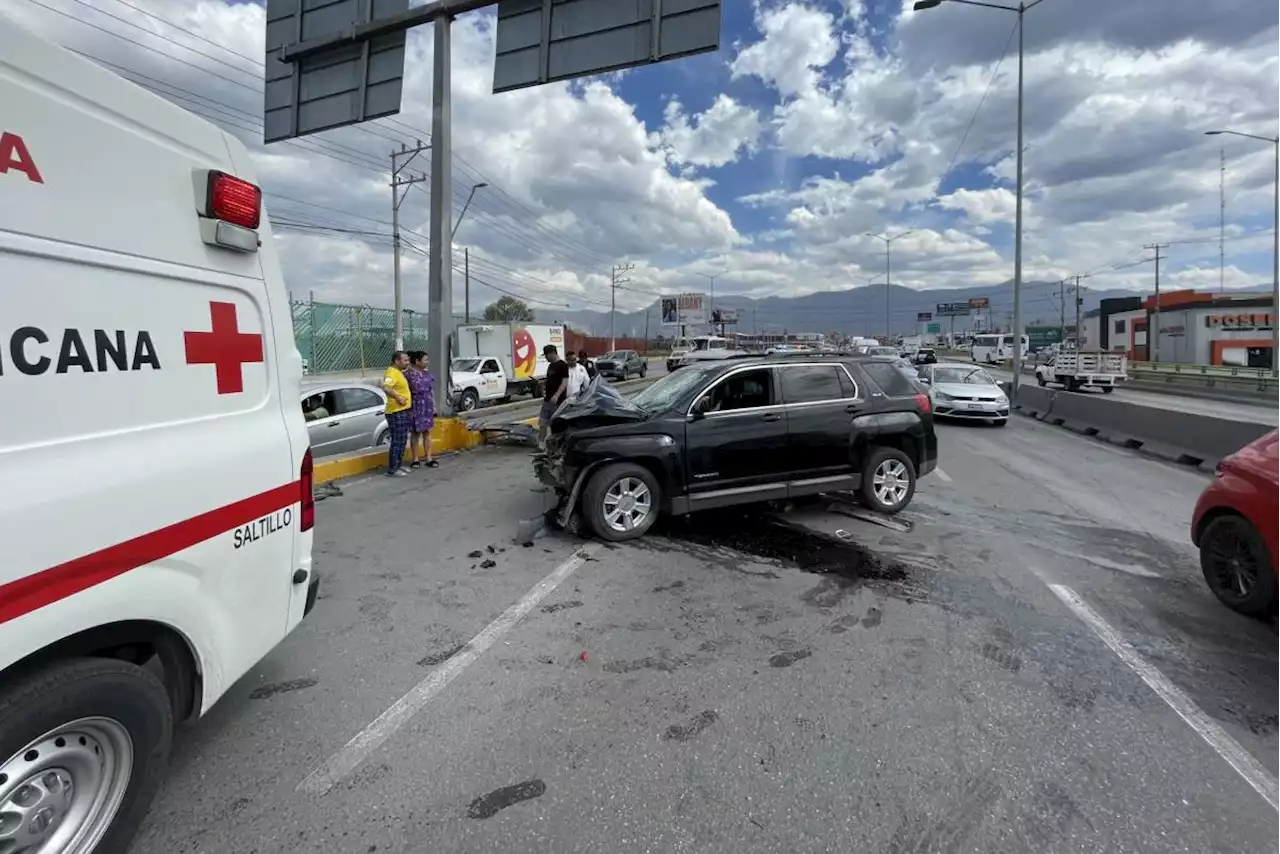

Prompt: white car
[917,362,1010,426]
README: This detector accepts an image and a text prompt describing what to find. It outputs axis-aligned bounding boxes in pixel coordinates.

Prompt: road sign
[968,297,990,309]
[916,311,932,322]
[264,0,410,143]
[926,323,941,334]
[936,302,970,317]
[493,0,723,94]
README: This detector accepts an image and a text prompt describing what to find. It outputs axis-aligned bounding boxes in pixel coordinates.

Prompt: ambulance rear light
[300,448,315,532]
[192,168,261,253]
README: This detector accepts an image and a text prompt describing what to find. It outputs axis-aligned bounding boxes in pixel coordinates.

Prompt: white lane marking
[1046,583,1279,811]
[934,467,953,483]
[298,547,597,796]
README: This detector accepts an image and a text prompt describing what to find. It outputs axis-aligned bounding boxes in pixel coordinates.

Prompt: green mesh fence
[292,301,429,375]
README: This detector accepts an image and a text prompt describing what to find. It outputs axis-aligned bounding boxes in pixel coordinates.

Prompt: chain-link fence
[292,301,429,375]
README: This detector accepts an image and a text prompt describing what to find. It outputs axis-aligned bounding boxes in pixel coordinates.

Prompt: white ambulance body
[1,22,315,852]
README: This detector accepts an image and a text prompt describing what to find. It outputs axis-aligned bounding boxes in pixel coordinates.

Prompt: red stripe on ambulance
[0,481,301,626]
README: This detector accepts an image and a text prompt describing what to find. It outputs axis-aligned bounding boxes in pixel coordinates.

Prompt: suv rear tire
[583,462,661,542]
[860,446,916,515]
[0,658,172,854]
[1199,515,1277,616]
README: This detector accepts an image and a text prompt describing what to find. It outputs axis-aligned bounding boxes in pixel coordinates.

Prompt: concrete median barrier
[1002,381,1273,468]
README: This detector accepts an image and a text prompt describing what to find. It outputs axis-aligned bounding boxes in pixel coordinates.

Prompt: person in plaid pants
[382,351,413,476]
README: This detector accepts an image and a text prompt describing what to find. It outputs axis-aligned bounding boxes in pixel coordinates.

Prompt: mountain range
[535,280,1139,339]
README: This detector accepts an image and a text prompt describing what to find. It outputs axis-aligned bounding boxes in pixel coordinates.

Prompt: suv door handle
[760,413,782,422]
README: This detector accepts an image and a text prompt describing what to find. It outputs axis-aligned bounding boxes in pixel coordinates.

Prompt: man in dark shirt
[539,344,568,447]
[578,349,596,379]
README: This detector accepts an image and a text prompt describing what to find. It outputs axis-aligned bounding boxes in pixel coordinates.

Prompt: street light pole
[866,231,912,339]
[696,270,727,332]
[1206,130,1280,368]
[914,0,1046,395]
[452,182,488,325]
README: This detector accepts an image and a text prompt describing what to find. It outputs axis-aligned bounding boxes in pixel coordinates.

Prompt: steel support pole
[392,157,403,348]
[427,16,453,414]
[1010,7,1025,395]
[1273,139,1279,367]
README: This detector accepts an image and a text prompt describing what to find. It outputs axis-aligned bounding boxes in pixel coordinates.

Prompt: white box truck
[452,323,565,410]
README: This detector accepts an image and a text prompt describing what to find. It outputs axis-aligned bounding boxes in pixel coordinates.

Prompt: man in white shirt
[565,351,591,402]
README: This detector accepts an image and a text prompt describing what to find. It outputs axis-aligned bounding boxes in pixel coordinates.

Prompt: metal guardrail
[1128,361,1277,396]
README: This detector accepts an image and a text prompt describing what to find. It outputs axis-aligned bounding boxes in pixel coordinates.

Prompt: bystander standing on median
[578,349,596,379]
[405,351,438,470]
[539,344,568,447]
[383,350,412,476]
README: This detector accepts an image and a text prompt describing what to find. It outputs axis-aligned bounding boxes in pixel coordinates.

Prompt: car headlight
[934,391,953,402]
[996,394,1008,404]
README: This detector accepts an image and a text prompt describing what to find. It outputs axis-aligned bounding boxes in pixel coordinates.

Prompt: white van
[1,23,315,852]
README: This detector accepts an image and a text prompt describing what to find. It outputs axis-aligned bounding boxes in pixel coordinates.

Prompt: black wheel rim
[1206,527,1260,602]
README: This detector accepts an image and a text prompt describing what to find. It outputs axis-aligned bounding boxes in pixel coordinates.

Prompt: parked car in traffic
[534,355,938,541]
[916,362,1008,426]
[1191,430,1278,616]
[596,350,648,380]
[302,381,389,457]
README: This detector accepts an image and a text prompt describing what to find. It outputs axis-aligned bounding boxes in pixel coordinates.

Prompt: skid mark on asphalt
[297,547,598,796]
[887,769,1002,854]
[662,710,719,742]
[768,648,812,668]
[248,678,317,700]
[1042,578,1279,811]
[466,779,547,819]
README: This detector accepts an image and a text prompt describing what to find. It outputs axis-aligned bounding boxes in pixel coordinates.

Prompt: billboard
[711,307,739,325]
[916,311,932,322]
[936,302,970,317]
[661,293,708,326]
[494,0,723,94]
[968,297,990,309]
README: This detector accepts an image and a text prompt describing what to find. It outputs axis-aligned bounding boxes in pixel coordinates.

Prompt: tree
[483,295,535,322]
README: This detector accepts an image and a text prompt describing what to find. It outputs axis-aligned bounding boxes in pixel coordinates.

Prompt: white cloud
[730,3,840,99]
[655,95,764,168]
[936,188,1016,223]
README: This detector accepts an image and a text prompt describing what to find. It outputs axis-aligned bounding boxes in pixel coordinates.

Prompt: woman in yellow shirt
[382,351,412,476]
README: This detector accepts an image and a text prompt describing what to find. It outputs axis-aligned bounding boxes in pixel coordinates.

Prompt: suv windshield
[630,363,721,412]
[933,366,995,385]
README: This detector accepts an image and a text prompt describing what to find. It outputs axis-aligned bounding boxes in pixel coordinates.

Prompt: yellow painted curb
[313,416,485,485]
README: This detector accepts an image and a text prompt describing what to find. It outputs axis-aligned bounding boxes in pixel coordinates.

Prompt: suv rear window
[862,362,919,397]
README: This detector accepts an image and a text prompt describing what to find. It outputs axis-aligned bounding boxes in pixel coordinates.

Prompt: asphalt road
[128,413,1277,853]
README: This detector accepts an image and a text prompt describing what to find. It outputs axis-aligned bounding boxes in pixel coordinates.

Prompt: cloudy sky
[5,0,1278,317]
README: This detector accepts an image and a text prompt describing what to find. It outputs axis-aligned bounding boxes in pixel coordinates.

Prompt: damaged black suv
[534,354,938,542]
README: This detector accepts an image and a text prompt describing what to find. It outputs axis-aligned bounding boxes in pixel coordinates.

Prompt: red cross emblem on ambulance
[184,301,264,394]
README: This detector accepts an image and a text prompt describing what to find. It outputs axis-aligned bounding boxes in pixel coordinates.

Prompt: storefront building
[1086,290,1274,368]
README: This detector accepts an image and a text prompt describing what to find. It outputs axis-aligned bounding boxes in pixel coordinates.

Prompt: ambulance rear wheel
[0,658,172,854]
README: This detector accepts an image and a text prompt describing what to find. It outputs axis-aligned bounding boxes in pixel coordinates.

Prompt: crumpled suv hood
[550,376,648,432]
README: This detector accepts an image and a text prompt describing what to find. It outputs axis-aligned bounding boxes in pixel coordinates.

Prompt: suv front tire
[583,462,661,541]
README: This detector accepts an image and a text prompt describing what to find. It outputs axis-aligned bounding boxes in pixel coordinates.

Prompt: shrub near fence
[292,301,428,374]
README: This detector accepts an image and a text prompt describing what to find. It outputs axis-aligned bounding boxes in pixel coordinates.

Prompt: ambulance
[1,22,316,852]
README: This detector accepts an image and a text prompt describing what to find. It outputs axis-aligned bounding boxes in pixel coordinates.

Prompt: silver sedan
[302,381,390,457]
[917,362,1010,426]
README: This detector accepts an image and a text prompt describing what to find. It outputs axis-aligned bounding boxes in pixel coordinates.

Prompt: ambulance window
[338,387,382,413]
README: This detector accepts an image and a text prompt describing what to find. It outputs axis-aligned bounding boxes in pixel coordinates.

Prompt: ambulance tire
[0,658,172,854]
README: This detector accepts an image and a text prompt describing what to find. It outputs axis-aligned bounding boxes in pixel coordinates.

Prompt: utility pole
[464,247,470,322]
[1220,148,1226,293]
[390,141,429,348]
[1144,243,1169,363]
[610,263,634,350]
[696,270,727,331]
[1073,274,1091,347]
[1059,278,1067,342]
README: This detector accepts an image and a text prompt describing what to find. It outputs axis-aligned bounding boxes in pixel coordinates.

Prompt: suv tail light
[300,449,315,531]
[206,171,261,229]
[914,392,932,415]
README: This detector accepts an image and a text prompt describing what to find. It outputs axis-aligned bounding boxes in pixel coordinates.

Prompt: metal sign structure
[968,297,990,309]
[264,0,409,144]
[916,311,932,322]
[493,0,723,93]
[711,307,738,325]
[662,293,708,326]
[263,0,723,411]
[936,302,970,317]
